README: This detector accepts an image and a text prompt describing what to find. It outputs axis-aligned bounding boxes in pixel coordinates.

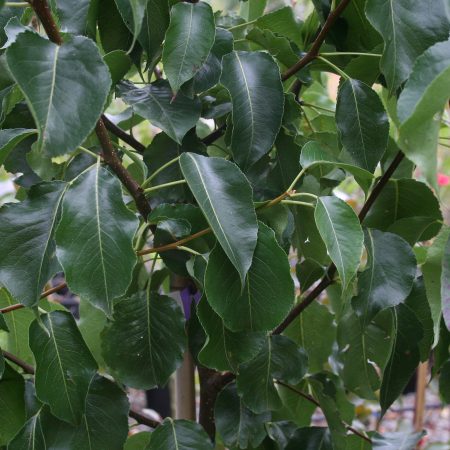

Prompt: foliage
[0,0,449,449]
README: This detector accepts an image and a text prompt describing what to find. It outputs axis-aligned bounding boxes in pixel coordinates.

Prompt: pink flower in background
[438,173,450,186]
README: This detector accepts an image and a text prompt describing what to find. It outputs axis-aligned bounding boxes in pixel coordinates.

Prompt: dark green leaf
[205,222,294,332]
[146,418,213,450]
[197,296,265,372]
[372,431,425,450]
[439,358,450,403]
[336,79,389,173]
[0,181,66,307]
[0,311,8,332]
[380,304,423,413]
[215,383,270,449]
[398,38,450,186]
[117,80,201,144]
[442,230,450,331]
[237,335,308,413]
[180,152,258,285]
[285,301,335,373]
[104,50,132,85]
[220,51,284,170]
[6,31,111,156]
[29,311,98,425]
[0,363,25,446]
[285,427,332,450]
[314,196,363,289]
[98,0,133,53]
[162,1,215,93]
[363,179,442,242]
[365,0,450,94]
[0,350,4,378]
[56,162,138,316]
[125,432,152,450]
[114,0,147,49]
[352,229,416,326]
[0,128,35,166]
[102,291,186,389]
[337,310,393,399]
[51,0,90,35]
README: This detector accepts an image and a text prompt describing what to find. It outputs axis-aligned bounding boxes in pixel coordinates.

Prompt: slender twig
[320,52,381,57]
[142,156,180,188]
[143,179,186,195]
[276,381,372,444]
[281,0,352,81]
[0,282,67,315]
[227,19,256,31]
[129,409,161,428]
[273,151,406,335]
[5,2,29,6]
[316,56,350,79]
[102,114,146,154]
[137,228,211,256]
[2,350,35,374]
[281,199,315,208]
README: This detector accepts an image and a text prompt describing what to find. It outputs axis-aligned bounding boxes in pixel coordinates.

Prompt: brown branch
[0,282,67,315]
[201,124,226,146]
[29,0,63,44]
[281,0,351,81]
[129,409,161,428]
[276,381,372,443]
[273,150,406,335]
[2,350,35,374]
[102,114,146,154]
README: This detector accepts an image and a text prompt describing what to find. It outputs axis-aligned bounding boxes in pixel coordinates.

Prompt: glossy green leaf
[363,179,442,242]
[237,335,308,413]
[423,226,450,345]
[365,0,450,94]
[439,358,450,403]
[215,383,270,449]
[336,79,389,173]
[180,152,258,285]
[56,162,138,316]
[220,51,284,170]
[205,222,294,332]
[286,301,335,373]
[117,80,201,144]
[372,431,425,450]
[114,0,147,49]
[442,233,450,331]
[104,50,132,85]
[162,1,215,93]
[300,140,374,182]
[352,229,416,326]
[51,0,90,35]
[380,304,422,413]
[398,38,450,186]
[0,363,25,446]
[0,181,66,307]
[146,418,213,450]
[285,427,332,450]
[337,310,393,399]
[0,128,35,165]
[29,311,98,425]
[6,31,111,156]
[314,196,363,289]
[102,291,186,389]
[0,289,34,363]
[125,432,152,450]
[197,296,265,372]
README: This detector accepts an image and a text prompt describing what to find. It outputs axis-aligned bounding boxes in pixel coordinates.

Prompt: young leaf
[365,0,450,94]
[0,363,25,446]
[380,304,422,413]
[102,291,186,390]
[146,418,213,450]
[56,161,139,317]
[197,296,265,372]
[220,51,284,170]
[162,1,215,93]
[314,196,363,289]
[398,38,450,187]
[29,311,98,425]
[6,31,111,156]
[236,335,308,413]
[117,80,201,144]
[0,181,66,307]
[215,383,270,449]
[180,153,258,285]
[205,222,295,332]
[352,230,416,327]
[336,79,389,173]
